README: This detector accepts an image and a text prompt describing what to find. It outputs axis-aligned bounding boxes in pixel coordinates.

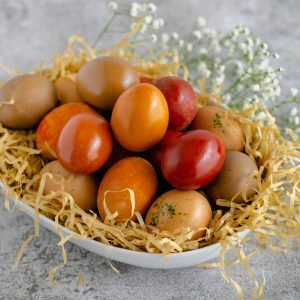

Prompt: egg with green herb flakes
[191,105,244,152]
[145,190,212,239]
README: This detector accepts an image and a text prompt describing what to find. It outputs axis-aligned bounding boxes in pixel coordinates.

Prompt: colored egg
[54,76,83,104]
[0,74,57,129]
[36,102,97,160]
[57,112,113,174]
[97,157,158,222]
[145,189,212,239]
[40,160,98,211]
[206,151,258,203]
[191,105,245,152]
[76,57,140,110]
[154,76,198,130]
[111,83,169,152]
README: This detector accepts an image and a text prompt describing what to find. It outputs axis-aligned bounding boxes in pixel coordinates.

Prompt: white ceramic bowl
[1,182,249,269]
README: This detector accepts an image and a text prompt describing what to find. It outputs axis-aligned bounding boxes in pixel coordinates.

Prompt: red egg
[161,130,225,190]
[57,112,113,174]
[154,76,198,130]
[148,130,183,170]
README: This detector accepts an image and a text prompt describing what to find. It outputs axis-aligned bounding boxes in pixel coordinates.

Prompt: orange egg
[111,83,169,152]
[97,157,158,222]
[57,112,113,174]
[36,103,97,160]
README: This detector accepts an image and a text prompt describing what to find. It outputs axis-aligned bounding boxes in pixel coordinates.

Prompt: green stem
[93,13,118,48]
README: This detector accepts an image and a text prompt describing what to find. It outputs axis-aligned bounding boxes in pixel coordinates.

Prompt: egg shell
[57,112,113,174]
[206,151,258,203]
[76,57,140,110]
[0,74,57,129]
[97,157,158,222]
[191,105,244,152]
[40,160,98,211]
[54,76,83,104]
[36,102,97,160]
[145,189,212,239]
[111,83,169,152]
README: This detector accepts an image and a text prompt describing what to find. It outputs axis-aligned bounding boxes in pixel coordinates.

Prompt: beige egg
[0,74,57,129]
[191,105,244,152]
[54,76,83,104]
[145,190,212,239]
[40,160,98,212]
[206,151,258,203]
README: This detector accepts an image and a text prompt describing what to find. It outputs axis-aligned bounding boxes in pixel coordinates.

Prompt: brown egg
[145,190,212,239]
[76,57,140,110]
[206,151,258,203]
[0,74,57,129]
[191,105,244,152]
[97,157,158,222]
[54,76,83,104]
[40,160,98,212]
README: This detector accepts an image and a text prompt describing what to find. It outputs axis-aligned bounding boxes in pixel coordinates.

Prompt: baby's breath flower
[273,53,280,59]
[214,74,225,86]
[187,43,193,52]
[152,18,164,30]
[252,84,260,92]
[171,32,179,40]
[274,86,281,96]
[203,28,217,38]
[203,70,211,78]
[130,3,139,17]
[107,1,118,12]
[178,39,184,47]
[260,43,269,53]
[147,3,157,13]
[294,116,300,125]
[144,16,153,24]
[199,48,208,55]
[258,59,269,70]
[291,107,298,116]
[161,33,169,43]
[290,88,298,97]
[192,30,202,39]
[197,16,206,27]
[242,27,250,35]
[150,33,157,42]
[245,37,254,47]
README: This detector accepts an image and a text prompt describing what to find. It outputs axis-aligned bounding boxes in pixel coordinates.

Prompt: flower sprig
[96,1,299,132]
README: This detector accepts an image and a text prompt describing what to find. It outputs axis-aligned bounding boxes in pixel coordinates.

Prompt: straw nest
[0,31,299,296]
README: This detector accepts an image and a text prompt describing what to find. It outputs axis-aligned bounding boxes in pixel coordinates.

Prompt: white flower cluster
[102,3,300,131]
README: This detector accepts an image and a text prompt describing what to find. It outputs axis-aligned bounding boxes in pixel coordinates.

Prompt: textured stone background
[0,1,299,299]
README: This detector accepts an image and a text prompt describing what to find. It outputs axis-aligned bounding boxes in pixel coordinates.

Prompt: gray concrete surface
[0,0,299,299]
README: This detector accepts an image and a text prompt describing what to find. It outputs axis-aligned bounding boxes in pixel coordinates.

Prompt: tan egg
[206,151,258,203]
[76,57,140,110]
[0,74,57,129]
[191,105,244,152]
[40,160,98,212]
[145,190,212,239]
[54,76,83,104]
[97,157,158,222]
